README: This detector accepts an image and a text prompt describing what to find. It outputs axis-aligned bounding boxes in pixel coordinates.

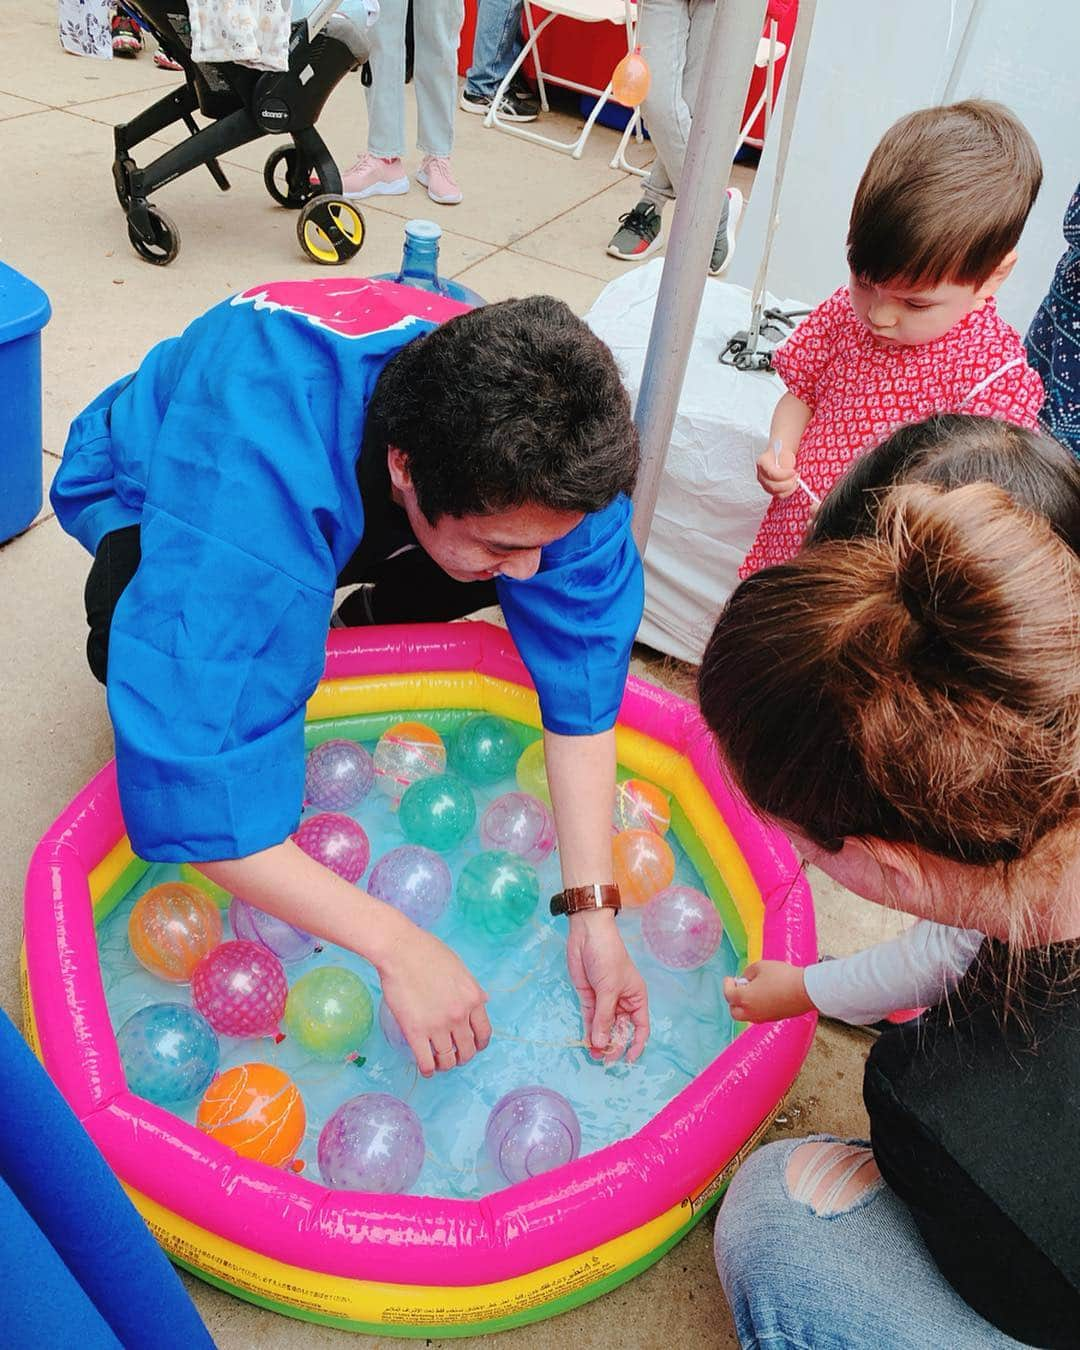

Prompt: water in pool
[96,713,741,1199]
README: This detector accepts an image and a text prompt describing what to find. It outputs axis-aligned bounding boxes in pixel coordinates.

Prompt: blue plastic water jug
[0,263,51,543]
[376,220,486,306]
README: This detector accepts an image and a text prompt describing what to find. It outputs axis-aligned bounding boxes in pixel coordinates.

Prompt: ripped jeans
[714,1136,1034,1350]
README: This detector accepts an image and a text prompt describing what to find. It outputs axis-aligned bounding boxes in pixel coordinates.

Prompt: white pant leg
[365,0,408,159]
[680,0,717,141]
[637,0,694,207]
[413,0,465,158]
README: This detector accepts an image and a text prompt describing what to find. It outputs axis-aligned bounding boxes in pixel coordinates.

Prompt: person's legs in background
[460,0,539,122]
[679,0,742,274]
[345,0,412,199]
[110,4,143,56]
[607,0,742,273]
[414,0,467,205]
[608,0,691,262]
[714,1137,1028,1349]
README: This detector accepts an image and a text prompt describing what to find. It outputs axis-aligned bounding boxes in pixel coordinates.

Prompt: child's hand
[377,925,491,1077]
[756,438,799,498]
[724,960,815,1023]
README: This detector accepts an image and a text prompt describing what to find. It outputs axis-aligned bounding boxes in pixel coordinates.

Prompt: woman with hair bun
[702,416,1080,1349]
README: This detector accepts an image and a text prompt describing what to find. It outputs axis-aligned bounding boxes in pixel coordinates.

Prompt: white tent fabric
[727,0,1080,334]
[588,262,807,662]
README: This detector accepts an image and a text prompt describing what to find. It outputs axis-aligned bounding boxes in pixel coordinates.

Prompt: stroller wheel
[297,196,365,266]
[127,204,181,266]
[264,146,317,209]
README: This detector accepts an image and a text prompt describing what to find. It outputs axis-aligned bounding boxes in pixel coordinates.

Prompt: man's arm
[544,728,650,1062]
[200,842,491,1076]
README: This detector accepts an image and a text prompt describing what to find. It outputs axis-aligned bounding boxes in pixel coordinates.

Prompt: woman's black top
[865,938,1080,1349]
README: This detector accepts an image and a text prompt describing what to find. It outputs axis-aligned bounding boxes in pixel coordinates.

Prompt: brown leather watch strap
[549,883,621,917]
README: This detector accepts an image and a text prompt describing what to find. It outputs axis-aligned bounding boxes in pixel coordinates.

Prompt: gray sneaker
[709,187,744,276]
[607,200,663,261]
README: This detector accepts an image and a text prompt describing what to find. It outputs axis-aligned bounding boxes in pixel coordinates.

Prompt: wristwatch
[549,883,621,918]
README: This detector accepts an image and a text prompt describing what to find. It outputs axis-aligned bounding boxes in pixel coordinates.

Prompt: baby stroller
[112,0,369,266]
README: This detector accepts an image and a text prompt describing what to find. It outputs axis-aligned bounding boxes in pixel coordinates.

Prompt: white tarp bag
[586,261,803,663]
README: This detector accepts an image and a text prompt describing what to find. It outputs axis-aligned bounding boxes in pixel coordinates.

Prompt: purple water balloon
[378,998,411,1055]
[228,896,318,963]
[485,1086,582,1185]
[367,845,452,930]
[294,812,370,883]
[305,739,374,811]
[641,886,724,970]
[317,1092,425,1193]
[479,792,556,864]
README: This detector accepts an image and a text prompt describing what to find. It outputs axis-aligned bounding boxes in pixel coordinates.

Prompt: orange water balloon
[196,1062,306,1167]
[373,720,447,806]
[613,778,671,836]
[128,882,223,983]
[612,46,651,108]
[612,828,676,907]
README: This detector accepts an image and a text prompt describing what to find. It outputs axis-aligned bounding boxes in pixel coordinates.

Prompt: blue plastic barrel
[0,263,51,543]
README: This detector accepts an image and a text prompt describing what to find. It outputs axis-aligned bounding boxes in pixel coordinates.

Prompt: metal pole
[941,0,984,103]
[631,0,770,553]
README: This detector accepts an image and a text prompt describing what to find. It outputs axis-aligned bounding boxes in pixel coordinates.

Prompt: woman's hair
[811,415,1080,553]
[699,482,1080,870]
[367,295,638,523]
[847,100,1042,289]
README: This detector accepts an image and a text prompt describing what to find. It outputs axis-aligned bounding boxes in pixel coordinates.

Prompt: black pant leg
[83,525,142,684]
[337,545,498,627]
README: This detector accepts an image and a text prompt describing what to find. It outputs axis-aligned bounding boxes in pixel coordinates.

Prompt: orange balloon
[128,882,223,983]
[196,1063,306,1167]
[612,828,676,907]
[612,46,651,108]
[613,778,671,836]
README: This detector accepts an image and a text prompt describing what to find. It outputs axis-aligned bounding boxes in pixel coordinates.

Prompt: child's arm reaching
[755,392,813,497]
[724,921,986,1025]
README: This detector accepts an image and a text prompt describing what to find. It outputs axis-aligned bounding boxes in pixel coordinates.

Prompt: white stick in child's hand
[772,436,821,506]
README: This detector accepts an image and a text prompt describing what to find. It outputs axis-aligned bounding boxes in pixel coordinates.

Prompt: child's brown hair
[847,100,1042,289]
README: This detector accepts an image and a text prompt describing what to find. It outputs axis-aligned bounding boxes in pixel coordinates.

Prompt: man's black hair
[367,295,638,522]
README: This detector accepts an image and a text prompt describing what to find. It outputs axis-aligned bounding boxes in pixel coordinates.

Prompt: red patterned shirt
[740,286,1044,576]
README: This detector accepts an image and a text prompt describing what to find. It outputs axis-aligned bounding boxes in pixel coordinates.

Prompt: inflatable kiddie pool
[22,621,816,1337]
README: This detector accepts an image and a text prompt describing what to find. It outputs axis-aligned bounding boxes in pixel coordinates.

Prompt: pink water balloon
[641,886,723,970]
[293,812,370,882]
[191,940,288,1037]
[304,739,374,811]
[479,792,556,864]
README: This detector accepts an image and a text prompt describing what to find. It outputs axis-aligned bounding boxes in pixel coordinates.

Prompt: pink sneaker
[340,153,409,200]
[417,156,462,206]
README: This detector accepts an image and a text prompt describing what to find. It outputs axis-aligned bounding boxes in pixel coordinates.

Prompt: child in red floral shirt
[742,100,1044,577]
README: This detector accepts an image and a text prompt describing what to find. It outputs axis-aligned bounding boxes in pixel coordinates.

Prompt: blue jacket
[1027,185,1080,457]
[51,279,643,862]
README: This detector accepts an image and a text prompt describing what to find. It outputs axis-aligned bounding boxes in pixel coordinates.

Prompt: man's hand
[723,960,814,1023]
[755,440,799,498]
[566,911,649,1063]
[376,924,491,1078]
